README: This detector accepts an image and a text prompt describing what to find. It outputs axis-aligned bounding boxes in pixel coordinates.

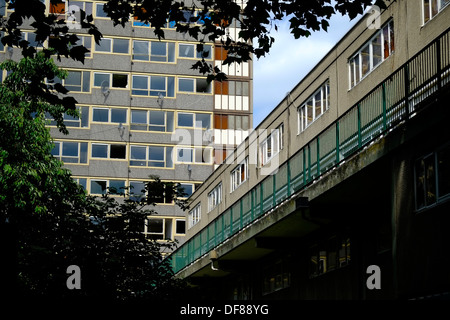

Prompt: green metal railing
[171,27,450,274]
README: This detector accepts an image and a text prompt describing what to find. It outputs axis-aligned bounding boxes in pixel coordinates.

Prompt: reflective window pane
[92,144,108,158]
[93,108,109,122]
[178,113,193,127]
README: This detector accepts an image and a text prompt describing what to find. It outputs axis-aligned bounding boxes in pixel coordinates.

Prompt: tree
[0,54,189,301]
[1,0,392,81]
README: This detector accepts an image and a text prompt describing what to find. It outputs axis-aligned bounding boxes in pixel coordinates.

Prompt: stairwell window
[349,20,394,88]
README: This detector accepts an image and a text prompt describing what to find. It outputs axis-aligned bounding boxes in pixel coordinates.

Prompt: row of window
[52,141,214,166]
[14,30,217,63]
[189,124,285,227]
[45,107,253,133]
[74,177,200,200]
[48,70,213,95]
[51,107,212,130]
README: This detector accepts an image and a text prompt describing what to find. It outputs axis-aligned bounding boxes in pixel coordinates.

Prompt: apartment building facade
[171,0,450,300]
[0,0,253,247]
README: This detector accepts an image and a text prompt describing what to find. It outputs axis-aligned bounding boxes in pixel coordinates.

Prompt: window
[144,218,166,240]
[298,81,330,133]
[188,204,201,228]
[130,145,174,168]
[178,43,212,59]
[349,20,394,88]
[147,180,176,204]
[423,0,450,24]
[90,179,107,195]
[231,157,248,192]
[415,144,450,211]
[132,40,175,62]
[58,70,90,92]
[132,75,175,97]
[95,37,129,54]
[151,41,175,62]
[178,78,212,93]
[91,143,126,159]
[93,72,128,88]
[178,183,194,198]
[129,181,146,201]
[73,177,87,190]
[177,112,194,127]
[95,2,108,18]
[261,124,284,166]
[49,0,66,20]
[46,106,89,128]
[92,108,127,124]
[52,141,88,164]
[176,147,212,164]
[130,109,174,132]
[177,112,211,129]
[177,147,193,163]
[214,114,249,130]
[262,260,291,296]
[216,80,249,97]
[208,183,222,212]
[72,35,92,58]
[175,219,186,234]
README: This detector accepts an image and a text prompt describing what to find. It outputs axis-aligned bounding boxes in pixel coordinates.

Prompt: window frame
[178,77,212,94]
[260,124,284,166]
[348,20,395,88]
[297,81,330,133]
[423,0,450,24]
[414,144,450,211]
[175,146,212,164]
[52,140,88,164]
[231,157,249,192]
[188,203,201,229]
[131,75,175,97]
[91,143,127,160]
[93,72,129,89]
[208,182,223,212]
[129,145,174,168]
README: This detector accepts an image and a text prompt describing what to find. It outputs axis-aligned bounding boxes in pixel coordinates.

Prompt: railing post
[240,198,243,230]
[357,103,362,149]
[336,122,340,164]
[303,149,307,186]
[437,39,442,91]
[287,160,291,197]
[230,206,233,234]
[404,64,410,119]
[251,188,254,221]
[273,174,276,207]
[317,137,321,176]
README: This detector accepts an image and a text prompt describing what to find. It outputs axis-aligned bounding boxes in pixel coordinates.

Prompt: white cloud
[252,14,360,127]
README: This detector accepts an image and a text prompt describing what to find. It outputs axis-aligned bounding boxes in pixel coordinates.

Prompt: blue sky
[252,13,362,127]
